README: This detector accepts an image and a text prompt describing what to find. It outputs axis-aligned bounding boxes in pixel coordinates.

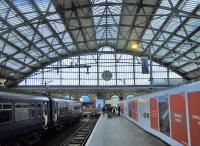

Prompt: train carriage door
[43,102,48,128]
[55,102,58,123]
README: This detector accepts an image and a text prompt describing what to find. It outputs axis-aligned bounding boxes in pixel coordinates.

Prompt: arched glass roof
[0,0,200,87]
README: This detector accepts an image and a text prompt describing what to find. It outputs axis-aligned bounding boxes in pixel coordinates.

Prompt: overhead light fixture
[132,43,139,49]
[128,41,140,52]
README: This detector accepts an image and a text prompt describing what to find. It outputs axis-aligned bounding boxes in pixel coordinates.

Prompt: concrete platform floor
[86,115,168,146]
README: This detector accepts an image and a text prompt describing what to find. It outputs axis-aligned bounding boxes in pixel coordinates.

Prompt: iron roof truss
[0,0,199,87]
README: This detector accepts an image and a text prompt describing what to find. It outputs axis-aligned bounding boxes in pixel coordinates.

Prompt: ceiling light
[128,41,140,52]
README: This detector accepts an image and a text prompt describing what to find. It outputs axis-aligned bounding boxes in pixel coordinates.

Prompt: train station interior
[0,0,200,146]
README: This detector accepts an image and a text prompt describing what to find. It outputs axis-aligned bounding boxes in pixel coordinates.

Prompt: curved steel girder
[5,46,191,87]
[52,2,200,19]
[12,24,196,47]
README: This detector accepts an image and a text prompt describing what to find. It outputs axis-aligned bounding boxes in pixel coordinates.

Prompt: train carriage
[0,91,82,143]
[0,92,50,141]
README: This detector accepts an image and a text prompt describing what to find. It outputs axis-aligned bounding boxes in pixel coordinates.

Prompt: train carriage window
[0,104,12,123]
[74,106,80,110]
[23,104,29,108]
[3,104,12,110]
[0,111,12,123]
[15,104,22,109]
[15,103,32,121]
[59,107,69,114]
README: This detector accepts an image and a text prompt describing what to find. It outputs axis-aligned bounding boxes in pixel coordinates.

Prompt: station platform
[86,115,168,146]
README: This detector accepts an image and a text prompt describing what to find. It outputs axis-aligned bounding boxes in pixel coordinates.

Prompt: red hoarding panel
[170,93,188,146]
[131,100,138,121]
[150,97,159,131]
[188,91,200,146]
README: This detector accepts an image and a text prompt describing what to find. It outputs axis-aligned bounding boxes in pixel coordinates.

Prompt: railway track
[59,117,99,146]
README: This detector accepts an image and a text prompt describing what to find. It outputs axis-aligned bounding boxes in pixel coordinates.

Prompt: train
[0,91,82,143]
[120,81,200,146]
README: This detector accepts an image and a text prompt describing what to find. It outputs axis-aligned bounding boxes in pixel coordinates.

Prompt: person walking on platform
[102,106,105,115]
[107,105,112,118]
[117,105,120,116]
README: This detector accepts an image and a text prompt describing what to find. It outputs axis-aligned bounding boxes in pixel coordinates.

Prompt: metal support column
[97,53,100,86]
[167,67,170,85]
[78,56,81,86]
[115,53,118,86]
[60,60,62,86]
[149,46,153,88]
[42,68,44,86]
[133,55,136,85]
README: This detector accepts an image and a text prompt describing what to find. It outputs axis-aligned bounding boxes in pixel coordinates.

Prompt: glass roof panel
[150,16,167,29]
[176,41,192,54]
[160,0,179,7]
[182,63,199,72]
[67,45,76,51]
[16,26,35,41]
[35,40,48,48]
[156,48,169,56]
[171,59,187,66]
[91,0,122,43]
[48,51,58,58]
[93,0,122,4]
[59,32,73,43]
[35,0,51,14]
[0,43,17,55]
[53,44,62,49]
[13,53,33,64]
[37,24,52,37]
[47,14,66,33]
[6,11,24,26]
[191,31,200,42]
[13,0,39,20]
[40,47,51,54]
[164,17,181,33]
[0,1,9,19]
[6,59,22,70]
[0,56,6,63]
[29,47,42,58]
[178,0,199,12]
[186,52,198,59]
[56,48,64,54]
[142,29,157,40]
[20,67,32,73]
[163,57,175,63]
[177,18,200,37]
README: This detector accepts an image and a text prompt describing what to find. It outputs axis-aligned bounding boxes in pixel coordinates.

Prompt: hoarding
[158,95,170,136]
[131,100,138,121]
[188,91,200,146]
[150,97,159,131]
[170,93,188,146]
